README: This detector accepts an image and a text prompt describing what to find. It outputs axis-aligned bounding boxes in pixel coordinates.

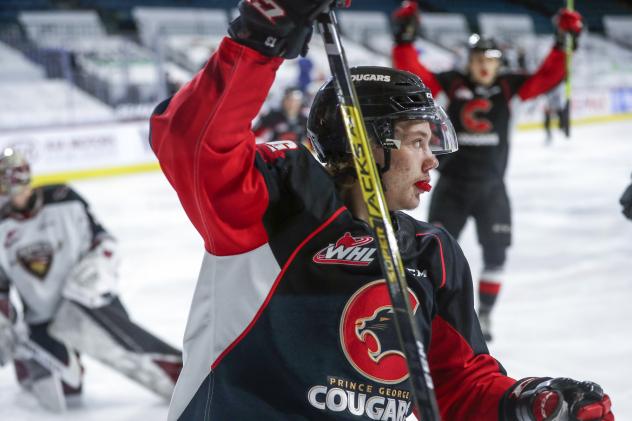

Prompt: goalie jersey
[0,185,108,324]
[151,38,518,421]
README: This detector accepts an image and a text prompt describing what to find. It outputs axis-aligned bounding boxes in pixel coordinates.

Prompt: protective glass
[389,105,458,155]
[428,106,458,155]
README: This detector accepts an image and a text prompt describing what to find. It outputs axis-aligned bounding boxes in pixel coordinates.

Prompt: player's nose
[422,153,439,173]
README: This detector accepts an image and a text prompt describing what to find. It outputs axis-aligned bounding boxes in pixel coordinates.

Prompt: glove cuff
[228,17,312,59]
[500,378,553,421]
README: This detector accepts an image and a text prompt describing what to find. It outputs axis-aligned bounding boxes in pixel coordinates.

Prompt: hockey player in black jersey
[151,1,612,420]
[391,1,584,341]
[253,86,309,144]
[0,148,182,411]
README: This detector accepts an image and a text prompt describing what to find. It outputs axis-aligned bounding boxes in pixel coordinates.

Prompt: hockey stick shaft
[564,0,574,138]
[317,10,441,421]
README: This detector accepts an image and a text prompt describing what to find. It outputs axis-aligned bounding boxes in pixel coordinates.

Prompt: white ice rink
[1,119,631,420]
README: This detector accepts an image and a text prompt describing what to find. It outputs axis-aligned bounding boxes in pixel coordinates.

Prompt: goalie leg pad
[49,299,182,399]
[14,322,84,392]
[14,358,69,412]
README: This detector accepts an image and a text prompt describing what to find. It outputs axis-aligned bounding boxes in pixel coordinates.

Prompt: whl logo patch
[313,232,376,266]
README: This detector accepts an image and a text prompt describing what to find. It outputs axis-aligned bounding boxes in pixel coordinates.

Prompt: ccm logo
[246,0,285,22]
[351,74,391,82]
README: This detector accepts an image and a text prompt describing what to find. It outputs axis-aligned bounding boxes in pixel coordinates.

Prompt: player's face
[375,120,438,211]
[468,52,501,86]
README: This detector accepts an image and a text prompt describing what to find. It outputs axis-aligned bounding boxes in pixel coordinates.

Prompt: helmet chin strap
[378,148,392,175]
[368,120,401,175]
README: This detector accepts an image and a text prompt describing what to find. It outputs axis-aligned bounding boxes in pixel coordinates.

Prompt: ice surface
[1,120,631,419]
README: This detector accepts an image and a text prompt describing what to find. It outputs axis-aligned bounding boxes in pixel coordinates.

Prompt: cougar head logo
[355,307,402,363]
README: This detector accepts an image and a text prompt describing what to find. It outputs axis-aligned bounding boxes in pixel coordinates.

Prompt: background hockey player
[150,1,613,420]
[0,148,182,411]
[543,85,567,145]
[253,85,309,144]
[391,1,584,341]
[620,173,632,220]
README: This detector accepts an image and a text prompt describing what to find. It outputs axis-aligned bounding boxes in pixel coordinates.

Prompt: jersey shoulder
[39,184,87,207]
[395,211,462,289]
[496,72,529,91]
[394,211,454,243]
[0,185,87,224]
[256,139,322,170]
[435,70,466,87]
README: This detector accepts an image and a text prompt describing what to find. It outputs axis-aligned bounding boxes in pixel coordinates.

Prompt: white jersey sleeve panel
[168,243,281,421]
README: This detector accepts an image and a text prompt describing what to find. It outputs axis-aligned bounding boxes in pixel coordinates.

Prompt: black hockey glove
[500,377,614,421]
[619,178,632,220]
[228,0,332,59]
[391,1,420,44]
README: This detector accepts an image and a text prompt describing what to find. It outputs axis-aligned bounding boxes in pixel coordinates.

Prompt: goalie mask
[307,66,458,172]
[0,148,31,197]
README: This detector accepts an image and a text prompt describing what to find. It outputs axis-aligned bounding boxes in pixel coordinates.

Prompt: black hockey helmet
[468,33,502,59]
[307,66,458,168]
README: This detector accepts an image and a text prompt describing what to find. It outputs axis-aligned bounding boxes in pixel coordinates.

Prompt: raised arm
[150,38,283,255]
[517,8,583,100]
[150,0,330,256]
[515,47,566,101]
[391,1,443,97]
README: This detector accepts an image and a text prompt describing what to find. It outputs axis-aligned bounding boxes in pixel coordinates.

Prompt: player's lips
[415,179,432,192]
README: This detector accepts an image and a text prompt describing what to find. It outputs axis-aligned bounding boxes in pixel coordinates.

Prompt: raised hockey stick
[563,0,574,138]
[316,8,441,421]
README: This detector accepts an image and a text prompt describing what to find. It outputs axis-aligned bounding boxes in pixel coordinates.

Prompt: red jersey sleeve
[150,37,284,256]
[392,43,443,97]
[517,46,566,100]
[424,229,516,420]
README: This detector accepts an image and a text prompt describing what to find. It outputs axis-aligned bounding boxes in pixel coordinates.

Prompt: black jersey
[393,44,566,181]
[253,109,308,143]
[434,71,528,180]
[151,37,516,421]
